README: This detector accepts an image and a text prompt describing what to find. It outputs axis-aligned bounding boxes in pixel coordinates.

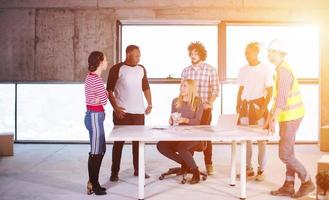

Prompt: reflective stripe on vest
[273,62,305,122]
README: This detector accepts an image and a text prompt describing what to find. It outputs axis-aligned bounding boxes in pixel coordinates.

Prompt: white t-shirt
[236,63,273,101]
[107,63,150,114]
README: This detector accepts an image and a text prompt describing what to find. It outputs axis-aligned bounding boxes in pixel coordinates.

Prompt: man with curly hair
[181,41,220,175]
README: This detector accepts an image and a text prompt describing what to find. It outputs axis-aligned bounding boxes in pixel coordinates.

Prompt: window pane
[0,84,15,134]
[222,83,239,114]
[226,25,319,78]
[297,84,319,141]
[17,84,114,141]
[221,83,319,141]
[122,25,218,78]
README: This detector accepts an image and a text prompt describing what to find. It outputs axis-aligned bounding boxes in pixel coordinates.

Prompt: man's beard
[191,59,201,65]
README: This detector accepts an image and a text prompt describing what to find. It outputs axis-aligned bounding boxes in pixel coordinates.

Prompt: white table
[108,125,278,200]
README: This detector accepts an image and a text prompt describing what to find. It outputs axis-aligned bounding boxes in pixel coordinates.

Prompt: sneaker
[134,171,150,179]
[237,168,255,180]
[110,175,119,182]
[255,170,265,181]
[270,181,295,197]
[206,164,215,175]
[292,179,315,198]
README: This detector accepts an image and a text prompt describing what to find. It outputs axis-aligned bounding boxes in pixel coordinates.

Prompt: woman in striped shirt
[84,51,108,195]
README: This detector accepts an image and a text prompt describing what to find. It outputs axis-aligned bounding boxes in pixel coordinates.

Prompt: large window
[224,23,319,141]
[121,23,221,126]
[1,21,319,142]
[121,21,319,141]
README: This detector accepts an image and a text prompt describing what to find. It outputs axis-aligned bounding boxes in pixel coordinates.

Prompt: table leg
[240,140,247,200]
[138,141,145,200]
[230,140,237,186]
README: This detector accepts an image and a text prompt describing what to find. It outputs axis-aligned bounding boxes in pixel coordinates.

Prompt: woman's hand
[95,97,100,104]
[179,117,189,124]
[169,117,173,125]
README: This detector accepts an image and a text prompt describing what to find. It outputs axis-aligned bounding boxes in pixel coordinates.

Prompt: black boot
[190,167,200,184]
[270,181,295,197]
[94,154,106,191]
[87,154,106,195]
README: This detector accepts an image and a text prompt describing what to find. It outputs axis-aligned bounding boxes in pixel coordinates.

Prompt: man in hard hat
[236,42,273,181]
[265,39,315,198]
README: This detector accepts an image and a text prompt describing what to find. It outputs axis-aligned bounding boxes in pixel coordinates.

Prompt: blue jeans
[84,111,106,155]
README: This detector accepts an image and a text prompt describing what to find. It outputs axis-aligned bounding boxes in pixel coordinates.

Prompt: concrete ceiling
[0,0,329,9]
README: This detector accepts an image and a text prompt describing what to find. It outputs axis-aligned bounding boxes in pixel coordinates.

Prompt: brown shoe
[255,170,265,181]
[270,181,295,197]
[292,180,315,198]
[237,168,255,180]
[206,164,215,175]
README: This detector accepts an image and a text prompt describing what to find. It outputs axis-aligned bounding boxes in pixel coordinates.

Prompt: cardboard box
[318,155,329,172]
[315,155,329,200]
[0,133,14,156]
[320,125,329,152]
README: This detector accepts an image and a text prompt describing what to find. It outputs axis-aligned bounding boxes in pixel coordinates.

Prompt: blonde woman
[157,79,204,184]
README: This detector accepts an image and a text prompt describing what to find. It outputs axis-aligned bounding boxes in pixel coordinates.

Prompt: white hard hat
[268,39,289,54]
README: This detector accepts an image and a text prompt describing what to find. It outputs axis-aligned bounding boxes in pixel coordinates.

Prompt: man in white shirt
[107,45,152,182]
[236,42,273,181]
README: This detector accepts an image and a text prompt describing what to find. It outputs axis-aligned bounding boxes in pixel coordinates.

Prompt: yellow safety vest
[273,62,305,122]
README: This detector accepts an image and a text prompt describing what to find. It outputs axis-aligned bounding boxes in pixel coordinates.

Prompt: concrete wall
[0,0,328,125]
[0,9,35,81]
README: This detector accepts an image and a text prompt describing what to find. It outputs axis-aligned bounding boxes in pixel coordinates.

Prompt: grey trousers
[279,117,308,182]
[240,117,266,171]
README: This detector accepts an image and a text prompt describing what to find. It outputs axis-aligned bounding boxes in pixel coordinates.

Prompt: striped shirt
[85,73,108,112]
[275,67,293,109]
[181,62,220,102]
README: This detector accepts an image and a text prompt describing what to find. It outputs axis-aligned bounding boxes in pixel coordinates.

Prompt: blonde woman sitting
[157,79,204,184]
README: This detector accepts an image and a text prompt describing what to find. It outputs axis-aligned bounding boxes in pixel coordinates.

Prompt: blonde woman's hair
[175,79,200,111]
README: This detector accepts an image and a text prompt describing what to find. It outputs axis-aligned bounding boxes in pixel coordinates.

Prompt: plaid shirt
[181,62,220,102]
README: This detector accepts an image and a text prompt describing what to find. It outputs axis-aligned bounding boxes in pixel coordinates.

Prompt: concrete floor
[0,143,325,200]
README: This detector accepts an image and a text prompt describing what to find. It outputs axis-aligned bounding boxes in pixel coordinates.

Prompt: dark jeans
[111,112,145,176]
[201,108,213,165]
[157,141,200,170]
